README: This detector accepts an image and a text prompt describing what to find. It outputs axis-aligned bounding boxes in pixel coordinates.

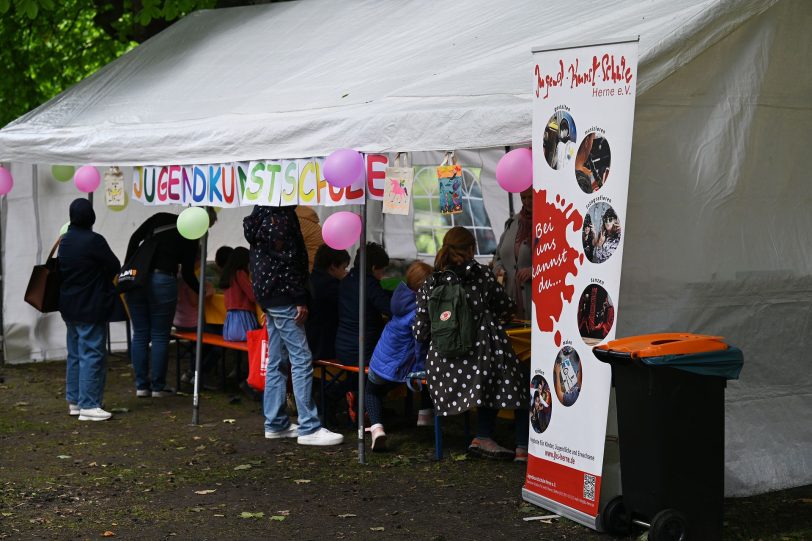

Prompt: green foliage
[0,0,220,128]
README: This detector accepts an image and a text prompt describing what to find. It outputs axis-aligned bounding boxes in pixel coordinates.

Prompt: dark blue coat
[334,268,391,364]
[58,221,121,323]
[369,282,428,383]
[306,268,341,360]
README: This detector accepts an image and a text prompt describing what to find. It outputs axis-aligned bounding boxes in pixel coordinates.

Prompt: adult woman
[493,187,533,320]
[592,207,621,264]
[414,226,527,460]
[125,209,215,397]
[58,198,121,421]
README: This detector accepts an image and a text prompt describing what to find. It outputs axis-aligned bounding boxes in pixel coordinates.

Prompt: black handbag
[24,239,62,313]
[116,224,176,294]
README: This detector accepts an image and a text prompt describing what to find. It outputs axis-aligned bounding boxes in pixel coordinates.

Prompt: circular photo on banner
[582,201,621,263]
[577,284,615,346]
[553,346,583,407]
[575,133,612,194]
[530,374,553,434]
[542,111,578,171]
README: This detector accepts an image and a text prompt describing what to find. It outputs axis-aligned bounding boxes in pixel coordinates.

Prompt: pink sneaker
[367,424,387,452]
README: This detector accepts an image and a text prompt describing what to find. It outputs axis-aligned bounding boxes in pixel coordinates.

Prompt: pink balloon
[495,148,533,193]
[74,165,101,193]
[322,211,362,250]
[0,166,13,195]
[323,149,365,188]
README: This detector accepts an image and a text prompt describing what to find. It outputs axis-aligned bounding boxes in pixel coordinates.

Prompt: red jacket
[224,270,256,312]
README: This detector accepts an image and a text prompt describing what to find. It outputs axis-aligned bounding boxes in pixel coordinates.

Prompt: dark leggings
[476,406,530,449]
[365,370,433,426]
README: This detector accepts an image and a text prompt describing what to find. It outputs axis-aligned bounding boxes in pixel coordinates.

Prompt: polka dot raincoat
[413,260,524,416]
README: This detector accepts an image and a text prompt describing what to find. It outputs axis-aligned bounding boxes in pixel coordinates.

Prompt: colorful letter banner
[523,39,639,530]
[131,154,389,207]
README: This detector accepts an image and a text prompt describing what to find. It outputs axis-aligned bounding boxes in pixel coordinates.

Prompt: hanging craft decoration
[383,153,413,216]
[436,153,463,215]
[104,166,126,208]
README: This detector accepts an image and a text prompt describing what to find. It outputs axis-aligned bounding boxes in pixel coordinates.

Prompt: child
[365,261,433,451]
[335,242,392,365]
[306,245,350,361]
[219,247,259,342]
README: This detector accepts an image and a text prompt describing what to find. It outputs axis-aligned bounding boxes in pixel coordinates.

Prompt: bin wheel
[649,508,689,541]
[600,496,631,535]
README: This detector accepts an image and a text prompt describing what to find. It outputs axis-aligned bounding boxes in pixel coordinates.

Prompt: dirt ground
[0,356,810,540]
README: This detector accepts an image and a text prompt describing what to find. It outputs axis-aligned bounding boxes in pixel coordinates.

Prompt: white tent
[0,0,809,497]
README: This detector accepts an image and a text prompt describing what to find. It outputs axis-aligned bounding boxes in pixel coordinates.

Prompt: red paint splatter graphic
[532,190,584,334]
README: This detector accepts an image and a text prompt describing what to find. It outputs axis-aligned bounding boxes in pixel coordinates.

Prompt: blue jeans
[65,322,108,409]
[263,305,321,436]
[126,272,178,391]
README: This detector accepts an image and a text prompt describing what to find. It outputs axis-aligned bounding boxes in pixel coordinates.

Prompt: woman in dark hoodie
[58,198,121,421]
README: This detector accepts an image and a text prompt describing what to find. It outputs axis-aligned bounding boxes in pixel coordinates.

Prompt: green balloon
[177,207,209,240]
[59,221,70,236]
[52,165,75,182]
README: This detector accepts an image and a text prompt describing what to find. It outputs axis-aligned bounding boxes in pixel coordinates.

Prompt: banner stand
[523,37,639,530]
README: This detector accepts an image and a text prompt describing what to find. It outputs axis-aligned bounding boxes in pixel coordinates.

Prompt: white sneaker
[136,389,150,398]
[151,388,175,398]
[297,427,344,446]
[78,408,112,421]
[68,403,80,416]
[265,423,299,439]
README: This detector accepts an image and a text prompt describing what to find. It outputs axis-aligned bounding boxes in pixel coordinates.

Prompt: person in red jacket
[219,247,259,342]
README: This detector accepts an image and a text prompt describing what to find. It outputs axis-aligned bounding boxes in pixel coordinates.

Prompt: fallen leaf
[239,511,264,519]
[451,453,467,462]
[14,401,30,407]
[270,515,286,521]
[222,419,236,424]
[57,455,71,459]
[1,512,12,517]
[338,514,357,518]
[102,531,115,537]
[293,479,311,484]
[188,507,204,513]
[233,464,252,471]
[275,510,290,516]
[370,526,385,531]
[213,514,225,517]
[194,489,216,495]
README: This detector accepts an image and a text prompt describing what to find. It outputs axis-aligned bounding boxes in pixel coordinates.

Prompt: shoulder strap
[47,238,61,260]
[151,223,177,237]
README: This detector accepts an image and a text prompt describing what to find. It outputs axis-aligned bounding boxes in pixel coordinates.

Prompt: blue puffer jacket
[369,282,428,383]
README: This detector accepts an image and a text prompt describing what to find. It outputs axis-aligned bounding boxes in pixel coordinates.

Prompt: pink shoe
[367,424,387,452]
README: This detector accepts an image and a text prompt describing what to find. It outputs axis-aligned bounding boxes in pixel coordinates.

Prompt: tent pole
[357,203,367,464]
[191,232,208,425]
[505,146,515,217]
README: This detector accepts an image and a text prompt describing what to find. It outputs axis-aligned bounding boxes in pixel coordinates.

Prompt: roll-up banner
[523,38,639,530]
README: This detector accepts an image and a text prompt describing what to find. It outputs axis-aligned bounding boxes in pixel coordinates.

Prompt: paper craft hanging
[383,155,413,215]
[104,166,126,208]
[436,164,463,215]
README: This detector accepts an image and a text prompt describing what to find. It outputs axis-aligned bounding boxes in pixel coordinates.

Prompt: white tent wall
[0,0,808,498]
[620,1,812,496]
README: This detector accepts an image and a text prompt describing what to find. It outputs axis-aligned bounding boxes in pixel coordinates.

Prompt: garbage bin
[593,333,743,541]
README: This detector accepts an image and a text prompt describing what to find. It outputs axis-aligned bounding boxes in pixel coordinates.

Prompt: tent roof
[0,0,776,165]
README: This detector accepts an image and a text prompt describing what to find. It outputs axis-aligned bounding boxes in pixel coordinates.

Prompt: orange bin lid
[594,333,728,359]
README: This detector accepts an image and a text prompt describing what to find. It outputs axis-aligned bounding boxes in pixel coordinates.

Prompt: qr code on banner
[583,474,596,501]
